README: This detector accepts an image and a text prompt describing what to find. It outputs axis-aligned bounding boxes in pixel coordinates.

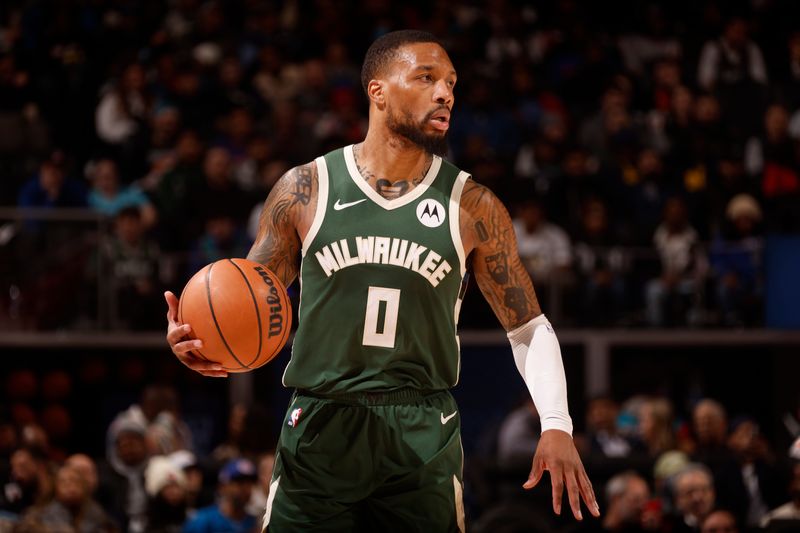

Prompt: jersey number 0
[362,286,401,348]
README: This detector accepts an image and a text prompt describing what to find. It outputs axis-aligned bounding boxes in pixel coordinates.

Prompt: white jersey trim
[448,172,469,278]
[343,144,442,211]
[449,172,469,388]
[301,156,329,257]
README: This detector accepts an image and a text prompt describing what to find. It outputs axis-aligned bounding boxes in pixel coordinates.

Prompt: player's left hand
[523,429,600,521]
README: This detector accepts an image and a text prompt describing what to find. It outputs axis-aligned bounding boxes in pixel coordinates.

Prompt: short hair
[605,470,645,502]
[360,30,443,95]
[674,463,714,491]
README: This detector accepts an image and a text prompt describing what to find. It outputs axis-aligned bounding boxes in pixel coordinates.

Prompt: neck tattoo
[353,144,433,200]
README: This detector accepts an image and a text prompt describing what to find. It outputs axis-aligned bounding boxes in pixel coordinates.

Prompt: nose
[433,79,453,107]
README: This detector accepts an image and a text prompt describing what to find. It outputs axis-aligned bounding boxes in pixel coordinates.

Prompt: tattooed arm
[460,179,599,521]
[165,162,317,377]
[247,162,316,286]
[460,179,541,330]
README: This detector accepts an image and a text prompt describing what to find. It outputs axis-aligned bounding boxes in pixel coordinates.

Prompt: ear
[367,79,386,110]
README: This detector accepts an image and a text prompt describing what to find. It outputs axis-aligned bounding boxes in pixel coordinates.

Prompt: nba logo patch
[287,407,303,427]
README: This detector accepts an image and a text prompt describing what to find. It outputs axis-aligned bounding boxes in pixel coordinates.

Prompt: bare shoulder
[272,160,318,213]
[459,179,513,256]
[247,160,319,286]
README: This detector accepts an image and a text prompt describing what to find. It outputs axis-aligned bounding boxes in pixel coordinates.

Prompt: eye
[419,74,433,82]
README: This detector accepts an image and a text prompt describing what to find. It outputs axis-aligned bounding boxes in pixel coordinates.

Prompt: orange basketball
[178,258,292,372]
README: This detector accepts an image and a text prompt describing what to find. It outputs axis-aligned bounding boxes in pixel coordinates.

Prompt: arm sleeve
[507,314,573,435]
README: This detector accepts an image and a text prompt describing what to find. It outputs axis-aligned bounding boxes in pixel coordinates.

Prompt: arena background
[1,1,799,532]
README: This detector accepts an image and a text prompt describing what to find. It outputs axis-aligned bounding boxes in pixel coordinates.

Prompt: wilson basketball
[178,259,292,372]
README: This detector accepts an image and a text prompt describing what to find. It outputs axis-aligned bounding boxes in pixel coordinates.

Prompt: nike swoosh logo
[333,198,367,211]
[441,411,457,425]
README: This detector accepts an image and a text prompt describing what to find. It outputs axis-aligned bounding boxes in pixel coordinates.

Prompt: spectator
[722,417,785,528]
[692,399,730,460]
[212,404,248,465]
[246,451,276,518]
[184,146,253,242]
[600,471,653,532]
[670,463,717,533]
[638,397,677,458]
[512,196,572,286]
[17,155,86,209]
[571,198,628,326]
[745,104,800,232]
[108,386,193,458]
[709,194,764,326]
[101,207,162,330]
[653,450,691,513]
[87,158,157,228]
[15,464,117,533]
[496,398,540,469]
[153,129,205,250]
[699,509,739,533]
[95,63,149,147]
[98,418,149,533]
[188,212,252,275]
[697,17,768,136]
[183,458,258,533]
[580,395,639,460]
[645,196,707,326]
[0,447,52,516]
[64,454,99,495]
[760,461,800,527]
[145,455,188,533]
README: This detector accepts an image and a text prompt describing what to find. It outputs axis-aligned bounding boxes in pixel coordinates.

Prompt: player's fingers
[164,291,180,323]
[550,462,564,515]
[167,324,195,351]
[578,469,600,517]
[172,339,204,357]
[565,469,582,520]
[197,369,229,378]
[523,456,545,489]
[175,351,223,372]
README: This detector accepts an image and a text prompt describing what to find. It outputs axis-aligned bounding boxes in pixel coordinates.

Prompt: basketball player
[166,30,600,531]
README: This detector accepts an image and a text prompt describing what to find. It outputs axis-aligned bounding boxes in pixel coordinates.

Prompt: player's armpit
[460,180,542,331]
[247,162,316,287]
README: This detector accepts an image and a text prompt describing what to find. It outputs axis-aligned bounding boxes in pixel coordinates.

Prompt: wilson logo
[254,266,284,338]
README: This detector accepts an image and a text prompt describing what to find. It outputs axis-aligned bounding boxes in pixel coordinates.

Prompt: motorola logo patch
[416,199,446,228]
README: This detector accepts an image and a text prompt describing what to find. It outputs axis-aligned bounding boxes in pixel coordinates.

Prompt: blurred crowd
[0,370,276,533]
[468,395,800,533]
[2,0,800,329]
[1,368,798,533]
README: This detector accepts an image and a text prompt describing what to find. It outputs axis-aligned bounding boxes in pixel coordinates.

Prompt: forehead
[392,42,455,74]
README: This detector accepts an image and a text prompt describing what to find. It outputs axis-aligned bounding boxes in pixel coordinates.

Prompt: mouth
[429,110,450,131]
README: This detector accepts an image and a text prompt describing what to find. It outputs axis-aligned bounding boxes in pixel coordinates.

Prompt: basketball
[177,258,292,372]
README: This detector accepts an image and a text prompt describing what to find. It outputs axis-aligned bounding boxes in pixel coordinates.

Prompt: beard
[386,105,449,157]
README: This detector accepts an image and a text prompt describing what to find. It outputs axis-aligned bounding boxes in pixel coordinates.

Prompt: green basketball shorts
[263,388,465,532]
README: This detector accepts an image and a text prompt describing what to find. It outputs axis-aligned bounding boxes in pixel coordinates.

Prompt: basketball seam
[227,258,264,367]
[178,284,210,362]
[206,261,251,370]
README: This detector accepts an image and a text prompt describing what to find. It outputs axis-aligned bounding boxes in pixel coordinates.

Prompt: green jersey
[284,145,470,393]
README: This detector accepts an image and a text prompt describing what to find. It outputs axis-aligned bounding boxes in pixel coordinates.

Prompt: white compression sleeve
[507,314,573,435]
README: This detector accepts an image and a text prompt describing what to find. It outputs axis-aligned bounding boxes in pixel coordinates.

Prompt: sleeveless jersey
[284,145,470,393]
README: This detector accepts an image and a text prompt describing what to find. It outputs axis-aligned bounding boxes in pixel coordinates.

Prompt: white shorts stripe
[262,475,281,531]
[453,474,465,533]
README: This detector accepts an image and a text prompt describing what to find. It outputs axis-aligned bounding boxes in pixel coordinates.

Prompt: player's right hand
[164,291,228,377]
